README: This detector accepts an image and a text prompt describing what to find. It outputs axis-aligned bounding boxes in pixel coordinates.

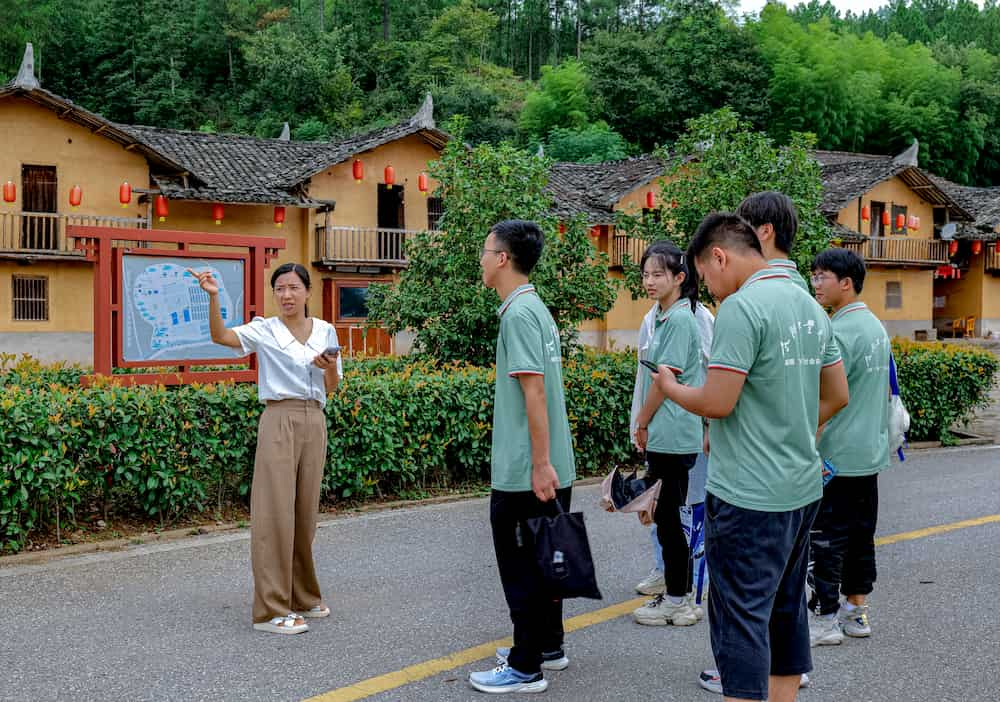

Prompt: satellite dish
[941,223,957,240]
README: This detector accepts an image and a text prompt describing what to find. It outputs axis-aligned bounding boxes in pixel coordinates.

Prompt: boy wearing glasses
[469,220,576,694]
[808,248,890,646]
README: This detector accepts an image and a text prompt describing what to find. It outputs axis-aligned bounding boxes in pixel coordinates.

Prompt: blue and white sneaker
[495,647,569,671]
[469,662,548,693]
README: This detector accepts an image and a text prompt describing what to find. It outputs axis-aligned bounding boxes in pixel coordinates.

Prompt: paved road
[1,446,998,702]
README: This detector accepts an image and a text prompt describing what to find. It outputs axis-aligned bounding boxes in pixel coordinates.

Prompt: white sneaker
[838,603,872,637]
[810,610,844,646]
[635,569,665,595]
[698,669,810,695]
[633,594,698,626]
[687,593,705,621]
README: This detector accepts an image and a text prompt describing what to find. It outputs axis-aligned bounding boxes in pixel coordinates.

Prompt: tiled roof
[120,96,450,206]
[120,125,326,205]
[546,155,667,223]
[928,175,1000,240]
[817,156,972,221]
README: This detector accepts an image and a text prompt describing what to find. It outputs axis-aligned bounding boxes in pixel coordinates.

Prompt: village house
[1,44,446,363]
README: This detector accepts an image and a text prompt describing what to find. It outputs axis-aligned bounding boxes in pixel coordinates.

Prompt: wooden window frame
[885,281,903,310]
[334,280,376,322]
[12,274,49,322]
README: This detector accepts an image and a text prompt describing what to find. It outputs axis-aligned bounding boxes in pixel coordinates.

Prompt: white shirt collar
[269,317,325,352]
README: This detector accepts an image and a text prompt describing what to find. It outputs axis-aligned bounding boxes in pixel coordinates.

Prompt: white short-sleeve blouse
[231,316,343,407]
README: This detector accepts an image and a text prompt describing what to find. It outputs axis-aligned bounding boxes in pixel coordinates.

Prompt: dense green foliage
[0,350,636,553]
[616,108,827,299]
[2,1,998,182]
[366,117,619,365]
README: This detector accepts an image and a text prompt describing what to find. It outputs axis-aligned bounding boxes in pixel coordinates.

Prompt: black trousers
[646,451,697,598]
[809,474,879,615]
[490,486,572,674]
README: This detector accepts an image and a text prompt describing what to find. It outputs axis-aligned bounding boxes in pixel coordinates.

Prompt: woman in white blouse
[189,262,342,635]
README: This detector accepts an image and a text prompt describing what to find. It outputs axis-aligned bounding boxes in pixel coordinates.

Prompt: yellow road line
[874,513,1000,546]
[305,513,1000,702]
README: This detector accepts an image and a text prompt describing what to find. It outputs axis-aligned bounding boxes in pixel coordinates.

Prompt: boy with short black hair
[654,212,849,702]
[808,247,891,646]
[737,191,809,293]
[468,219,576,694]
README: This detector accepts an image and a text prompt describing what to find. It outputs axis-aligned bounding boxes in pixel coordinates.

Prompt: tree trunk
[576,0,582,59]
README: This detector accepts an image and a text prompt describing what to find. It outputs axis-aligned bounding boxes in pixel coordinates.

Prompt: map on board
[122,255,246,362]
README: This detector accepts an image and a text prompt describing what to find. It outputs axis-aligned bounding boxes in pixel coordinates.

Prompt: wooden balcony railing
[986,243,1000,273]
[314,226,417,267]
[841,236,948,266]
[610,234,646,268]
[0,211,148,257]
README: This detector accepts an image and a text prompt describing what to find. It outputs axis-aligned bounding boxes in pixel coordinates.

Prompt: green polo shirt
[706,268,842,512]
[640,298,705,454]
[491,284,576,492]
[818,302,891,476]
[769,258,809,293]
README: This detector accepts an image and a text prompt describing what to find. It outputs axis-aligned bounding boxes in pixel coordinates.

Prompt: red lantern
[936,265,951,279]
[645,191,655,209]
[949,240,959,256]
[212,203,224,225]
[2,181,14,204]
[955,266,962,280]
[896,213,905,231]
[352,159,364,183]
[69,185,82,209]
[881,210,890,227]
[119,182,132,208]
[273,206,286,228]
[418,172,429,196]
[861,205,870,221]
[155,195,169,222]
[907,215,917,230]
[915,216,921,230]
[972,240,983,255]
[384,165,395,190]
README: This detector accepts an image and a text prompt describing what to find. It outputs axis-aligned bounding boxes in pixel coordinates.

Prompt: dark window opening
[21,165,57,250]
[377,184,405,260]
[427,197,444,231]
[338,285,369,320]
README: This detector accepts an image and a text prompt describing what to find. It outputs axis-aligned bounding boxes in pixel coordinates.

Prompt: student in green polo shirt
[632,240,705,627]
[808,248,891,647]
[653,213,849,702]
[737,191,810,293]
[468,219,576,695]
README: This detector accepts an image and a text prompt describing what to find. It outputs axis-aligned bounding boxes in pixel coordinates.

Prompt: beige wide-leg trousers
[251,399,328,623]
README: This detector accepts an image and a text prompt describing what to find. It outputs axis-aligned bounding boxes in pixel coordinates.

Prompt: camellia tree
[367,117,619,366]
[616,107,828,299]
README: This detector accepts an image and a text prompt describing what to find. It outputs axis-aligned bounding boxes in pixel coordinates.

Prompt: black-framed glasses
[480,247,508,259]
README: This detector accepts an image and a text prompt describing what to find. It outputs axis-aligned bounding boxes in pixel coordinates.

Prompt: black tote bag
[525,501,603,601]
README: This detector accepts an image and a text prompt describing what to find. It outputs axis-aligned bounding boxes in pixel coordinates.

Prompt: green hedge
[892,339,999,442]
[1,341,996,553]
[0,351,635,553]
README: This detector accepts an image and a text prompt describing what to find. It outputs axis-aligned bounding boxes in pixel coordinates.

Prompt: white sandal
[253,613,308,635]
[297,605,330,619]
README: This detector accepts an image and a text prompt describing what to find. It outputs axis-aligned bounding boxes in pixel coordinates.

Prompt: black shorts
[705,493,821,701]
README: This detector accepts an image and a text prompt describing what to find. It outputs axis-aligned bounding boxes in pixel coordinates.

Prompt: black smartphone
[639,359,659,373]
[324,345,341,358]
